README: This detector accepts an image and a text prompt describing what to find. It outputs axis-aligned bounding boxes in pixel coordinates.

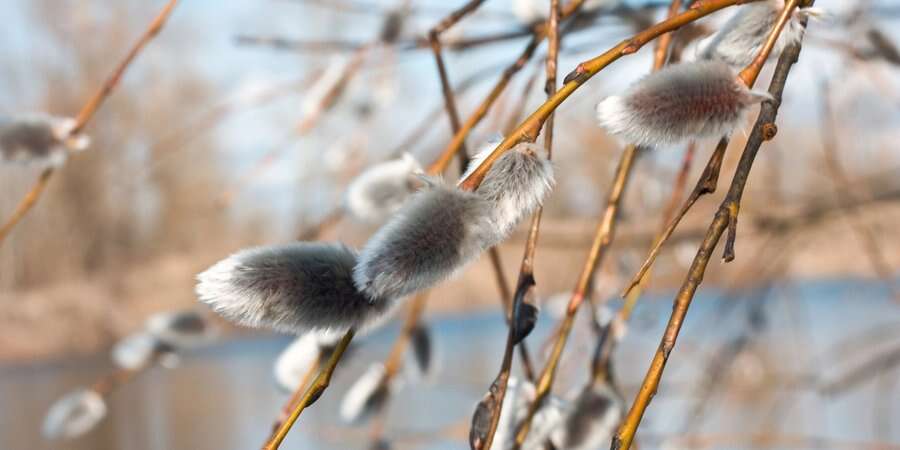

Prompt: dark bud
[409,324,432,377]
[469,378,502,450]
[511,274,538,345]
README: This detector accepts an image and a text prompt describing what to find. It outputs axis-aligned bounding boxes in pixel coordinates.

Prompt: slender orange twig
[613,9,809,448]
[0,0,181,247]
[458,0,764,192]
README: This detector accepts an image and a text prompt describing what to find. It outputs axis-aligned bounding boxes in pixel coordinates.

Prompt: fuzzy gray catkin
[145,309,216,348]
[111,332,178,370]
[340,362,391,424]
[468,142,555,237]
[555,382,624,450]
[0,115,89,167]
[595,60,772,147]
[196,242,395,335]
[695,0,809,69]
[273,332,339,391]
[353,180,497,301]
[345,153,423,224]
[407,323,433,378]
[42,389,107,440]
[479,377,569,450]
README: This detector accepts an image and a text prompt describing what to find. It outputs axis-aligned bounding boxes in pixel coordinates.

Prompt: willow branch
[430,0,590,174]
[0,0,180,248]
[218,47,369,206]
[513,144,639,449]
[471,2,563,448]
[622,0,800,295]
[367,293,429,445]
[612,16,808,449]
[263,329,355,450]
[267,357,321,441]
[458,0,763,191]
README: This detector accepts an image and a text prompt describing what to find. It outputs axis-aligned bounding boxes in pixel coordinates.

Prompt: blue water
[2,278,899,450]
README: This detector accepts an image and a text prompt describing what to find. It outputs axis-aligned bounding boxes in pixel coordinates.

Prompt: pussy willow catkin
[596,60,771,147]
[196,242,394,335]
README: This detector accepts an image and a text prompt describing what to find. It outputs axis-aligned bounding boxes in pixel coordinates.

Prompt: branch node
[761,122,778,141]
[723,201,740,262]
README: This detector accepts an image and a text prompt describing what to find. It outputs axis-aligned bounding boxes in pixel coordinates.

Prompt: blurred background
[1,0,899,449]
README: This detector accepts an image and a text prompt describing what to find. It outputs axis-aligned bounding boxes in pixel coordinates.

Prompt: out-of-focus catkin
[0,115,89,168]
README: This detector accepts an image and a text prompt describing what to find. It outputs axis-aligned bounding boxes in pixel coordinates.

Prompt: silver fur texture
[340,362,391,424]
[555,382,624,450]
[486,377,570,450]
[196,242,393,334]
[345,153,422,224]
[472,143,555,237]
[42,389,107,440]
[354,180,496,301]
[596,60,771,147]
[145,309,216,348]
[0,114,89,167]
[696,0,807,69]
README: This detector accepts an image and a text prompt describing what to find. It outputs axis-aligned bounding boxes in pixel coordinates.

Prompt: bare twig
[263,329,355,450]
[471,1,564,448]
[367,293,429,446]
[513,144,640,449]
[622,0,803,295]
[612,10,809,448]
[0,0,180,247]
[458,0,764,192]
[430,0,590,174]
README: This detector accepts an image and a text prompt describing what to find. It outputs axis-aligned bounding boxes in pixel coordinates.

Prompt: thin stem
[594,142,696,382]
[474,1,563,448]
[263,329,355,450]
[0,169,54,244]
[0,0,180,248]
[622,138,728,296]
[72,0,180,134]
[458,0,763,192]
[652,0,685,69]
[513,144,639,448]
[431,0,590,174]
[267,358,322,441]
[366,293,429,445]
[613,23,808,450]
[623,0,801,293]
[219,47,369,207]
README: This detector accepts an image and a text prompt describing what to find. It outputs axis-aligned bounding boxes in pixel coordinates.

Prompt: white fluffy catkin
[554,382,624,450]
[145,309,215,348]
[196,242,394,335]
[111,332,177,370]
[695,0,812,69]
[485,377,569,450]
[470,142,555,237]
[354,180,497,301]
[42,389,107,440]
[0,114,89,168]
[596,60,772,148]
[345,153,423,223]
[273,332,338,391]
[340,362,391,424]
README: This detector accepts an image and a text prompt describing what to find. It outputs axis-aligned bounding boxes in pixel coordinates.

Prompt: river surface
[2,278,899,450]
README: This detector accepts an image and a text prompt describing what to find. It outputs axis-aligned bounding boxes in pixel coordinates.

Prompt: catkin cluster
[596,1,817,148]
[196,142,553,336]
